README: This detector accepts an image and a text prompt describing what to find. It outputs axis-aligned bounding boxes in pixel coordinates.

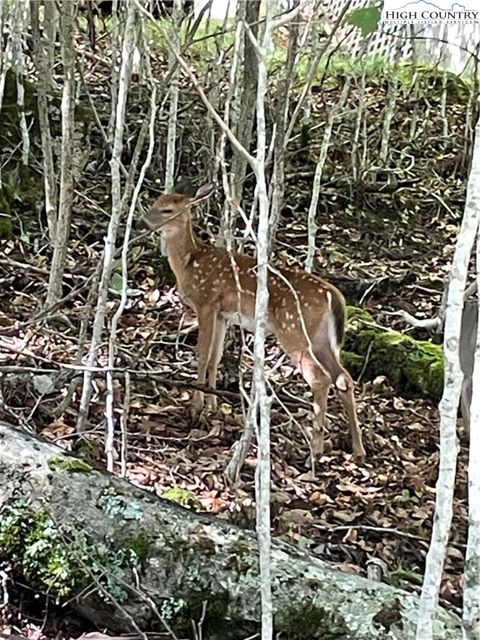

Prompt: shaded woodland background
[0,0,478,637]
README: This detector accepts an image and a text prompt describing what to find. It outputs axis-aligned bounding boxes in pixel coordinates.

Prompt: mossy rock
[162,487,202,510]
[275,601,349,639]
[345,306,443,401]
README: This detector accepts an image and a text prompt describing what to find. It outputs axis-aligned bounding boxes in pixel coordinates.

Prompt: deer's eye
[159,208,173,214]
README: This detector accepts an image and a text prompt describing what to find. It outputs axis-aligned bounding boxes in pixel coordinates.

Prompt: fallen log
[344,307,443,401]
[0,422,462,639]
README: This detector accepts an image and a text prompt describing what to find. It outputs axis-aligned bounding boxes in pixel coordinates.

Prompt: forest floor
[0,177,470,638]
[0,35,472,636]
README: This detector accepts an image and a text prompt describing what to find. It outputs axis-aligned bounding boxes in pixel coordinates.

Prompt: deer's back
[177,243,345,342]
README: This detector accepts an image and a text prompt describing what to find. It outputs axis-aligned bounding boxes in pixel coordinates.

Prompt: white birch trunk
[164,0,182,191]
[105,87,157,472]
[77,3,136,432]
[218,19,243,250]
[305,79,350,272]
[416,116,480,639]
[11,0,29,167]
[379,32,407,164]
[45,0,76,308]
[462,174,480,640]
[0,0,11,117]
[107,0,120,148]
[161,0,182,258]
[253,3,274,633]
[30,0,57,243]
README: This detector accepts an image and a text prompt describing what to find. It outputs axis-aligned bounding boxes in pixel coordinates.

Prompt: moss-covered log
[0,422,462,640]
[344,307,443,401]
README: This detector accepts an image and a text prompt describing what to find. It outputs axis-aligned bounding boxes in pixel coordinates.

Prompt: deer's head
[145,183,215,236]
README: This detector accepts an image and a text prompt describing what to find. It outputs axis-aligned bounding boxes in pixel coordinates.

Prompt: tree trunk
[30,0,57,243]
[45,0,76,308]
[418,112,480,639]
[229,0,260,204]
[76,2,136,432]
[0,422,463,640]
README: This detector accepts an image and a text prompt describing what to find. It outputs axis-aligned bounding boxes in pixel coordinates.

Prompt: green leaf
[110,272,124,293]
[345,3,382,36]
[109,273,142,297]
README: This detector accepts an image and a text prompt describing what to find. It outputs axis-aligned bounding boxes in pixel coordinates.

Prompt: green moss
[346,306,444,401]
[0,498,144,604]
[389,569,423,587]
[225,539,258,572]
[231,539,254,556]
[48,456,93,473]
[123,533,152,561]
[275,602,349,639]
[0,500,84,596]
[341,351,365,375]
[162,487,201,510]
[72,437,96,460]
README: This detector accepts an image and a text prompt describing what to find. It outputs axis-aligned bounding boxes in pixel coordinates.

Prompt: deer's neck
[163,220,199,272]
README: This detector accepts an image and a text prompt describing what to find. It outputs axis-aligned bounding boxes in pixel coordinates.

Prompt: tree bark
[416,113,480,639]
[30,0,57,243]
[229,0,260,204]
[76,2,136,432]
[45,0,76,308]
[0,422,463,640]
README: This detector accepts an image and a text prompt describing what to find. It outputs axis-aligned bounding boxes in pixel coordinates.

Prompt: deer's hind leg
[292,351,332,458]
[331,366,365,461]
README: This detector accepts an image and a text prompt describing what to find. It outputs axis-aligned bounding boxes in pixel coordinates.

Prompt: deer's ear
[174,178,197,197]
[191,183,215,204]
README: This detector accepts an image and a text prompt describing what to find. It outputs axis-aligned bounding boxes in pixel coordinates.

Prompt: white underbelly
[223,311,274,335]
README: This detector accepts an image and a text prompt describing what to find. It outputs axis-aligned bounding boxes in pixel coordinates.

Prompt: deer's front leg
[191,307,217,414]
[205,317,227,412]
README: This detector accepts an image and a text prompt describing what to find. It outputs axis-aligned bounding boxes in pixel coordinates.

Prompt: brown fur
[145,186,365,462]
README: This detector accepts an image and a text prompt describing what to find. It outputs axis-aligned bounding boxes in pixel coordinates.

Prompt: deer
[143,183,366,462]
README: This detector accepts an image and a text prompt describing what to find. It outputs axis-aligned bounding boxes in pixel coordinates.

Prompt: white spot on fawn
[335,374,347,392]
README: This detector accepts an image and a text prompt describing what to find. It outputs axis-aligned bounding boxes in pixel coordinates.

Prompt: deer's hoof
[205,394,218,413]
[353,447,366,464]
[191,390,205,415]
